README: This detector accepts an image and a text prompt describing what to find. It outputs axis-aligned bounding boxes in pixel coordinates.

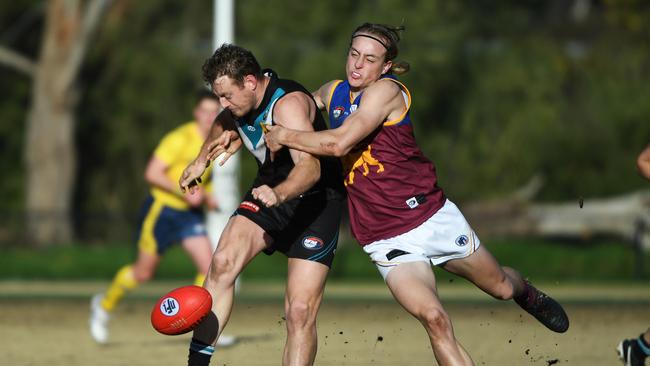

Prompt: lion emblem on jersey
[342,144,384,185]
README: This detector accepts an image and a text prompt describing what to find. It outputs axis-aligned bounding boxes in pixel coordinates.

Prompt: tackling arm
[266,80,402,157]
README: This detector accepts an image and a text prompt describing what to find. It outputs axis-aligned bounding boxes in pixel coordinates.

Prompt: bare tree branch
[80,0,112,46]
[58,0,112,94]
[72,0,111,73]
[0,45,35,76]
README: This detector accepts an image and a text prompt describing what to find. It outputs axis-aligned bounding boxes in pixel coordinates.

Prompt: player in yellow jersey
[89,91,234,345]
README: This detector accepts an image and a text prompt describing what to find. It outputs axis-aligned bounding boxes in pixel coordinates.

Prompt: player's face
[212,75,257,117]
[193,98,221,133]
[346,34,393,90]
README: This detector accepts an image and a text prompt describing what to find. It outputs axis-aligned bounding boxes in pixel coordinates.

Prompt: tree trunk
[24,0,109,246]
[25,90,76,246]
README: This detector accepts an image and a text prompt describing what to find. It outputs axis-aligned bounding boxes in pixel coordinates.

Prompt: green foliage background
[1,0,649,244]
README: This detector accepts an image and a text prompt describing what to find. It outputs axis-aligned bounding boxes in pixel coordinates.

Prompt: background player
[89,91,234,346]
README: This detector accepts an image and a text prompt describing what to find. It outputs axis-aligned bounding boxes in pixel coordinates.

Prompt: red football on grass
[151,285,212,335]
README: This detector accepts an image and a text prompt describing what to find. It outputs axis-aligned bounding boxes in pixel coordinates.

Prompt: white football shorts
[363,199,480,280]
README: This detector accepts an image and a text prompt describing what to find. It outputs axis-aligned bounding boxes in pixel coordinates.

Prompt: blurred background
[1,0,649,282]
[2,1,650,365]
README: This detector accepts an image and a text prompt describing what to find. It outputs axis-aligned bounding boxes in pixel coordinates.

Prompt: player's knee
[285,299,314,330]
[419,307,452,338]
[209,253,238,284]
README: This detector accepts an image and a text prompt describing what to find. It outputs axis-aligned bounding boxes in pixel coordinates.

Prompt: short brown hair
[202,44,262,87]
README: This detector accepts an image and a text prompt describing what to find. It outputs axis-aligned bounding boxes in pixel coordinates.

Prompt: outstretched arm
[637,144,650,181]
[179,110,241,193]
[266,80,403,157]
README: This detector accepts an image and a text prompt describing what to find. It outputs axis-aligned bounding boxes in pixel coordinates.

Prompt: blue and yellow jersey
[326,75,445,245]
[150,121,212,210]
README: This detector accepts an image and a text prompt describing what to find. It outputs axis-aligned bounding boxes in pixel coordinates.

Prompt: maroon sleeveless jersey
[327,76,446,245]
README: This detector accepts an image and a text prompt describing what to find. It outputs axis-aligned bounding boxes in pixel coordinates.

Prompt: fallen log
[461,190,650,251]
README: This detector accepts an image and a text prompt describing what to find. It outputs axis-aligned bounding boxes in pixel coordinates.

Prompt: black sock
[638,334,650,357]
[188,338,214,366]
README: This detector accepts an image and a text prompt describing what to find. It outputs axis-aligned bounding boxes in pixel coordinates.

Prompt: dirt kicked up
[2,297,648,366]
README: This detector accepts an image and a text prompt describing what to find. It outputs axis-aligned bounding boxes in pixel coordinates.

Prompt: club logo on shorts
[406,197,419,209]
[302,236,324,250]
[239,201,260,213]
[455,235,469,247]
[333,106,345,119]
[160,297,180,316]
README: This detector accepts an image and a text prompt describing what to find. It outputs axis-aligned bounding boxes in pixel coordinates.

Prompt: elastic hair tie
[352,34,388,50]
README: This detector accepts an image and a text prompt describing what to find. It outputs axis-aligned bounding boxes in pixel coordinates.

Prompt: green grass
[485,238,645,281]
[0,238,647,282]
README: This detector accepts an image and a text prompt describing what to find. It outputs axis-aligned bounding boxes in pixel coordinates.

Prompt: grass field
[1,238,648,365]
[1,280,649,365]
